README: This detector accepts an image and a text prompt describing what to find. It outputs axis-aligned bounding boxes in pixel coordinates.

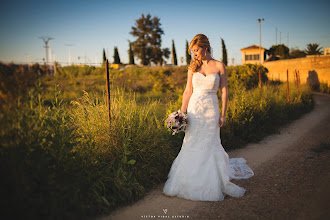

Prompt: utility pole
[279,32,281,44]
[25,53,32,71]
[65,44,73,66]
[256,18,264,64]
[275,27,277,45]
[49,41,53,75]
[39,36,54,74]
[287,32,289,48]
[49,41,52,64]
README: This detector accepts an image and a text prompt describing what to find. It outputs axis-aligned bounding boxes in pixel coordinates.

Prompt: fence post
[258,69,261,88]
[53,60,57,76]
[287,69,290,102]
[297,70,300,95]
[105,59,111,126]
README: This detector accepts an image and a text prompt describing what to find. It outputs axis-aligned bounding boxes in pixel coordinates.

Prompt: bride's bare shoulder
[213,60,224,66]
[215,61,226,74]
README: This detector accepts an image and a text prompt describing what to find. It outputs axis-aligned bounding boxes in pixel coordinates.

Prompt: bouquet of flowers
[166,110,188,135]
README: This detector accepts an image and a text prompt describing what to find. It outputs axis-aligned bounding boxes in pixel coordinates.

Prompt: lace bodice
[192,72,220,94]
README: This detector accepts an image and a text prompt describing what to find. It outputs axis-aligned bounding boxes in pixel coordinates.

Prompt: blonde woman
[163,34,254,201]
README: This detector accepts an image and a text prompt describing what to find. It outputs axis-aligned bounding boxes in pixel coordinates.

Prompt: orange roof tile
[240,44,267,51]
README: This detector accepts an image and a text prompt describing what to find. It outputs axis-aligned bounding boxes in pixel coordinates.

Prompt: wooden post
[287,69,290,102]
[295,70,300,93]
[297,70,300,94]
[53,60,57,76]
[258,69,261,88]
[105,59,111,126]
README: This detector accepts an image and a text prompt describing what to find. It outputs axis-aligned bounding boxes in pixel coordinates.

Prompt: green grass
[220,82,313,148]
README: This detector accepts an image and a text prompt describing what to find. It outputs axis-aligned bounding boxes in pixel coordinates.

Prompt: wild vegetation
[0,63,314,219]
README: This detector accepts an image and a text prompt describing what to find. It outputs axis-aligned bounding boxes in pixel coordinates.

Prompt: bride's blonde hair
[188,34,212,73]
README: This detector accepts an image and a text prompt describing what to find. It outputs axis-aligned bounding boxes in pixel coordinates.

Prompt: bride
[162,34,254,201]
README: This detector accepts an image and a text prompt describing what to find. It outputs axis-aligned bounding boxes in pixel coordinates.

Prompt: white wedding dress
[163,72,254,201]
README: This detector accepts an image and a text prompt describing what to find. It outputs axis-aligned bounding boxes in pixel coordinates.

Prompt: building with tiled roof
[240,44,267,64]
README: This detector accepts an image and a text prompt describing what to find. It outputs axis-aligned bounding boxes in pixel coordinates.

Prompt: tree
[305,43,323,55]
[171,40,177,65]
[113,47,121,64]
[103,48,107,62]
[289,47,306,58]
[130,13,169,66]
[229,64,269,90]
[268,44,290,59]
[221,38,228,66]
[160,48,170,66]
[185,40,191,65]
[128,41,135,65]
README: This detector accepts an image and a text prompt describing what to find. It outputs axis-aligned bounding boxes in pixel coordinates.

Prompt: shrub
[227,64,269,90]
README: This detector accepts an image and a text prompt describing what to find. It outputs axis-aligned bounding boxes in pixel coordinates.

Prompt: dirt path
[99,92,330,220]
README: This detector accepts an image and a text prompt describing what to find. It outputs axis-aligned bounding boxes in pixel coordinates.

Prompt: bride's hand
[219,116,226,127]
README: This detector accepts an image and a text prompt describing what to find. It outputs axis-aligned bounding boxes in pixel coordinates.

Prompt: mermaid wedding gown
[163,72,254,201]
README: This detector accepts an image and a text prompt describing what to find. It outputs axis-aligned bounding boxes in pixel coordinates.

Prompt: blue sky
[0,0,329,66]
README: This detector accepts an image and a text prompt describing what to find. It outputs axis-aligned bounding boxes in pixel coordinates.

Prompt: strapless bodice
[192,72,220,95]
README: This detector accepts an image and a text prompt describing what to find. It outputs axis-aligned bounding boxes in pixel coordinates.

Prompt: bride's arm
[219,62,228,118]
[181,69,193,112]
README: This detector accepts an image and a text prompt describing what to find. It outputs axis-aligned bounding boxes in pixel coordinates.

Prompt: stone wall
[262,55,330,86]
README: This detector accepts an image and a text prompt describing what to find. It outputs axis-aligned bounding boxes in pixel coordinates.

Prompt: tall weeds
[0,77,314,219]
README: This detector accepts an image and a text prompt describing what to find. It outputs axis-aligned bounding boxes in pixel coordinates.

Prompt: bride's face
[191,45,207,61]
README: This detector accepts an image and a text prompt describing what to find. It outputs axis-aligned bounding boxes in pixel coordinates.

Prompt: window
[245,55,253,60]
[245,54,261,61]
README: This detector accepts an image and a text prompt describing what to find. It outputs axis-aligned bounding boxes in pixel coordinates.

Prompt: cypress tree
[128,41,135,65]
[103,48,107,62]
[221,38,228,66]
[113,47,121,64]
[171,39,177,65]
[185,40,191,65]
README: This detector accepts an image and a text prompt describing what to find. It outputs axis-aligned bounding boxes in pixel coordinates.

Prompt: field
[0,64,314,219]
